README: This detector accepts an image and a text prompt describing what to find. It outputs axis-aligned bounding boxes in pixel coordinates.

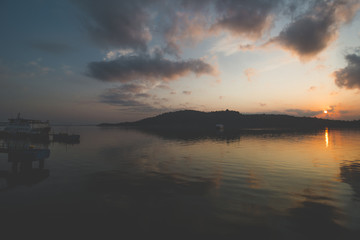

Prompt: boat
[3,113,51,135]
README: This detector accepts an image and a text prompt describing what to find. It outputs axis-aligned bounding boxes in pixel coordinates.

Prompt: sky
[1,0,360,124]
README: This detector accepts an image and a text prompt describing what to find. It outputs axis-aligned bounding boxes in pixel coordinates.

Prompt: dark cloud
[74,0,213,55]
[87,53,216,82]
[136,93,152,98]
[100,84,156,111]
[73,0,153,50]
[182,90,191,95]
[73,0,360,60]
[116,83,146,93]
[156,84,172,90]
[285,109,323,117]
[100,84,172,113]
[30,41,73,54]
[180,0,213,10]
[334,50,360,89]
[212,0,282,38]
[276,12,335,59]
[162,12,210,57]
[273,0,360,59]
[72,0,286,55]
[160,0,285,56]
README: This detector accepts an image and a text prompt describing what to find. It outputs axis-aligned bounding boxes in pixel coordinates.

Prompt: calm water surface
[1,127,360,238]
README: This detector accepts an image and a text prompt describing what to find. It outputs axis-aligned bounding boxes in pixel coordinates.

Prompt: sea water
[0,126,359,238]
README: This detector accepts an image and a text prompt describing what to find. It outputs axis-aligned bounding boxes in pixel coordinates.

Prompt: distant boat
[2,113,51,136]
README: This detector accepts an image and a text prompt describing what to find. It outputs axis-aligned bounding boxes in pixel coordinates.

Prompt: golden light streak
[325,128,329,148]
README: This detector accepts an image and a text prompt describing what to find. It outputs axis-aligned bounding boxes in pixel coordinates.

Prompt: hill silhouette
[98,110,360,129]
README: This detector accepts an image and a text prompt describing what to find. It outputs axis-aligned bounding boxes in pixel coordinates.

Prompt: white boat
[3,113,51,135]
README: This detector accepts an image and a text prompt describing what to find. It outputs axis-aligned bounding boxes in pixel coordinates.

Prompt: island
[98,110,360,130]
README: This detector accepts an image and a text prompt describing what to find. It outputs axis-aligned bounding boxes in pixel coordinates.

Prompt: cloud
[239,44,256,51]
[73,0,360,61]
[275,12,335,59]
[286,106,337,117]
[30,41,73,54]
[104,49,134,60]
[259,103,266,107]
[0,59,52,82]
[161,0,282,56]
[285,108,323,117]
[180,0,213,10]
[334,49,360,89]
[87,53,216,82]
[162,12,211,57]
[308,86,317,91]
[315,64,327,71]
[99,84,160,112]
[212,0,281,39]
[210,36,244,56]
[326,105,335,113]
[74,0,215,56]
[115,83,147,93]
[62,65,74,75]
[136,93,152,98]
[271,0,360,60]
[27,59,53,75]
[182,90,192,95]
[244,68,257,81]
[73,0,153,50]
[156,84,172,90]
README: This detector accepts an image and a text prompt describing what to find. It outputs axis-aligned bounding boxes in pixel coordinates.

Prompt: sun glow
[324,110,328,114]
[325,128,329,148]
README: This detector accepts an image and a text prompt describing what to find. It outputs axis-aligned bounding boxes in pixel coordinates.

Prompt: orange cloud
[244,68,257,82]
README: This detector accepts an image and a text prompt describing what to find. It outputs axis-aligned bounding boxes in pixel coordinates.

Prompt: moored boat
[3,113,51,135]
[0,114,51,141]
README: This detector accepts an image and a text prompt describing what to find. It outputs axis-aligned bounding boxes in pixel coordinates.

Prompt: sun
[324,110,328,114]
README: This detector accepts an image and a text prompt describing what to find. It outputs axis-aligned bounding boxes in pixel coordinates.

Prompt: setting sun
[324,110,328,114]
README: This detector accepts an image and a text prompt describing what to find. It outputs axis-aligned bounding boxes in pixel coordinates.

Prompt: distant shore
[98,110,360,130]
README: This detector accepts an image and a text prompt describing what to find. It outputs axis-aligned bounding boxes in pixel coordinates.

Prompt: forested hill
[98,110,360,129]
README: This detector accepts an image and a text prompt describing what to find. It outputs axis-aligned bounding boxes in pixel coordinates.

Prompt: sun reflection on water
[325,128,329,148]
